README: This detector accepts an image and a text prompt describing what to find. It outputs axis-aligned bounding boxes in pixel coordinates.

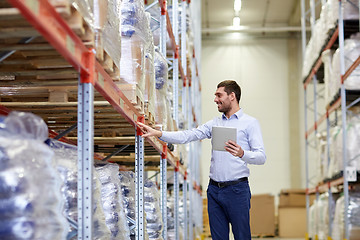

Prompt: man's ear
[230,92,236,101]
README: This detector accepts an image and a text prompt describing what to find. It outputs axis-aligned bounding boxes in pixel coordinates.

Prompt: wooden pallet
[117,83,145,114]
[144,101,155,126]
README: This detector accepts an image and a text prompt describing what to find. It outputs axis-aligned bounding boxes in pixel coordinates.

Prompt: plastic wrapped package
[332,192,360,240]
[308,194,334,240]
[347,113,360,169]
[316,132,329,183]
[70,0,122,67]
[327,126,341,178]
[308,202,317,240]
[96,164,130,240]
[327,0,360,24]
[154,50,171,130]
[166,195,184,240]
[102,0,122,68]
[120,35,146,99]
[178,194,189,230]
[328,114,360,178]
[332,34,360,97]
[343,0,360,20]
[322,49,334,105]
[47,139,111,240]
[120,0,154,94]
[302,0,359,79]
[317,193,330,240]
[145,44,156,119]
[70,0,108,51]
[118,171,136,237]
[154,49,168,90]
[349,191,360,239]
[0,112,69,240]
[332,195,345,240]
[144,180,163,240]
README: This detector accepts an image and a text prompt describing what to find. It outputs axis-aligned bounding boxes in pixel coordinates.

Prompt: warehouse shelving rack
[0,0,202,239]
[301,0,360,239]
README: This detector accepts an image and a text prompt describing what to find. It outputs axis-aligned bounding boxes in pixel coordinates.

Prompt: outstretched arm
[138,120,213,144]
[136,122,162,138]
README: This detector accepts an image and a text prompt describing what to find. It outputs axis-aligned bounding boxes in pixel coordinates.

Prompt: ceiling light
[233,16,240,27]
[234,0,242,12]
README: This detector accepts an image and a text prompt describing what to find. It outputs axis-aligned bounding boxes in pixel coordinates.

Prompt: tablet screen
[212,126,237,151]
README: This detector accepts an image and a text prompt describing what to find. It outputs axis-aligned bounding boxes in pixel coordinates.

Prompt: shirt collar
[222,108,243,120]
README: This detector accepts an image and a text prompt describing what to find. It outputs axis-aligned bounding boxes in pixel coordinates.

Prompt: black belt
[209,177,248,188]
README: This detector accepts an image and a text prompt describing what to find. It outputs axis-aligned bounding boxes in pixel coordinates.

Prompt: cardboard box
[278,207,307,238]
[279,189,316,207]
[250,194,275,236]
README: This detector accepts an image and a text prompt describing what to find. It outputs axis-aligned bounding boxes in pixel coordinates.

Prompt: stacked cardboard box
[278,189,315,238]
[250,194,275,237]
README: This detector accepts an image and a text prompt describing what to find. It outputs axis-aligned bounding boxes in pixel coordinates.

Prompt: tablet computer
[212,126,237,151]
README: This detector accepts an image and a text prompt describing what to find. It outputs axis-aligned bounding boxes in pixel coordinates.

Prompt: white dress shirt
[159,109,266,182]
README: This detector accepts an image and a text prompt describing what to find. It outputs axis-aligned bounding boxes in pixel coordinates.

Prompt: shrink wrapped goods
[145,43,156,120]
[154,49,172,130]
[167,194,184,240]
[144,181,163,240]
[47,139,111,239]
[308,193,336,240]
[331,33,360,101]
[118,171,136,237]
[302,0,359,79]
[321,49,334,105]
[120,0,155,102]
[0,112,69,240]
[96,164,130,240]
[316,132,328,183]
[327,113,360,178]
[70,0,122,66]
[332,192,360,240]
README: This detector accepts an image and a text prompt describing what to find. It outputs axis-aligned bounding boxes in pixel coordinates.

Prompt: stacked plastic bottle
[46,139,111,239]
[144,180,163,239]
[96,164,130,240]
[0,112,68,240]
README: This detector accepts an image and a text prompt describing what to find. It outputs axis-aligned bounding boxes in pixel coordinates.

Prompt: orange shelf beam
[307,177,344,194]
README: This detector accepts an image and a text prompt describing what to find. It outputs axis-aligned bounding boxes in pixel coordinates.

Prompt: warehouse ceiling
[201,0,304,35]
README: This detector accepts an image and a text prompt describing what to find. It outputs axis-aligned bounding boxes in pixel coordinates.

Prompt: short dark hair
[217,80,241,103]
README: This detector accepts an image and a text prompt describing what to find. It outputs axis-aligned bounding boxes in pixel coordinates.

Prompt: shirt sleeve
[241,119,266,165]
[159,120,213,144]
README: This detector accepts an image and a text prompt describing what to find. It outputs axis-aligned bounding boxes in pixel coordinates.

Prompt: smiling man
[137,80,266,240]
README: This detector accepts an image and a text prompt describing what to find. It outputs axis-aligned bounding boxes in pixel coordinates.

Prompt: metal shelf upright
[301,0,360,239]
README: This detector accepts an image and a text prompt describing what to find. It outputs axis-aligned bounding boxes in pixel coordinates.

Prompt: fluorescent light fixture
[234,0,242,12]
[233,16,240,27]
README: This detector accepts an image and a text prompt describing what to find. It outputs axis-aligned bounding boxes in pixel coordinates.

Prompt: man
[137,80,266,240]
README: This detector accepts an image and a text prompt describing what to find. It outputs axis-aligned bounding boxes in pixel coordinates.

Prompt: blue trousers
[207,180,251,240]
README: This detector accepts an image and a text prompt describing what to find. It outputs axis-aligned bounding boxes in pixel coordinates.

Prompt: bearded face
[214,87,232,114]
